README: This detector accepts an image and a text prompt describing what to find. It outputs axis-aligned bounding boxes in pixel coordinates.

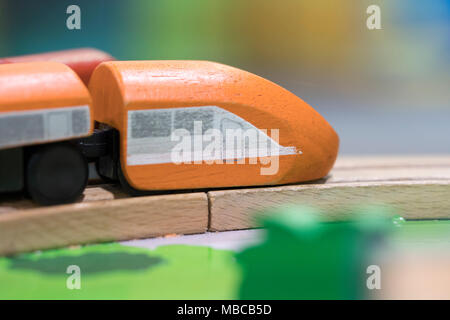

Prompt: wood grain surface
[0,191,208,255]
[208,180,450,231]
[0,156,449,255]
[209,156,450,231]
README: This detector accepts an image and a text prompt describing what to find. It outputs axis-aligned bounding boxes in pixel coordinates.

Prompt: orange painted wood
[0,62,91,113]
[0,191,208,256]
[89,61,339,191]
[0,48,114,85]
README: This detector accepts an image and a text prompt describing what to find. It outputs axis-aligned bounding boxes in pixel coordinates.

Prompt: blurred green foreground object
[237,206,394,300]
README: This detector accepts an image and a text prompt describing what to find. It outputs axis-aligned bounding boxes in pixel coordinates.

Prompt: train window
[174,108,214,135]
[0,113,44,148]
[0,106,90,149]
[220,118,243,133]
[218,113,278,158]
[126,105,293,166]
[48,111,70,139]
[129,110,171,138]
[71,108,89,136]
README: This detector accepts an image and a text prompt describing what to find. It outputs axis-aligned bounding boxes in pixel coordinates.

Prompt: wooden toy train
[0,49,339,205]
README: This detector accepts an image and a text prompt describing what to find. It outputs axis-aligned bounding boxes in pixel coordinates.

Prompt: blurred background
[0,0,449,154]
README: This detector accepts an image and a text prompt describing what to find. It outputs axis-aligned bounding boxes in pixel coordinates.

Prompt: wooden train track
[1,156,450,255]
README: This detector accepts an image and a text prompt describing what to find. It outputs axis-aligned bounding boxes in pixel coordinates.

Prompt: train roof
[89,60,296,109]
[0,48,114,85]
[0,62,91,113]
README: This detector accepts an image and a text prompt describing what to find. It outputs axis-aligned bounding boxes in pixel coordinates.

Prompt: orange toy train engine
[0,56,339,205]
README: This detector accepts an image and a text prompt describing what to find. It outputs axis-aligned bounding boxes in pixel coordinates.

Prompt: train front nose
[284,104,339,183]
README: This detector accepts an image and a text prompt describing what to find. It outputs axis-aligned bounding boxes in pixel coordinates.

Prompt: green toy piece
[237,206,396,300]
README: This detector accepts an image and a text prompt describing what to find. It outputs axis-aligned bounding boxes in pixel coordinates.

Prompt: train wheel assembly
[26,142,88,205]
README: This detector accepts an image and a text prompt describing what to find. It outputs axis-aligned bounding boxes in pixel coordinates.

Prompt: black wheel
[26,143,88,205]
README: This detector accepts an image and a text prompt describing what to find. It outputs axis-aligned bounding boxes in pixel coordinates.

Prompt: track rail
[1,156,450,255]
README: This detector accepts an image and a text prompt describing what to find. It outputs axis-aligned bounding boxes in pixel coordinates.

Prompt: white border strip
[0,105,91,149]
